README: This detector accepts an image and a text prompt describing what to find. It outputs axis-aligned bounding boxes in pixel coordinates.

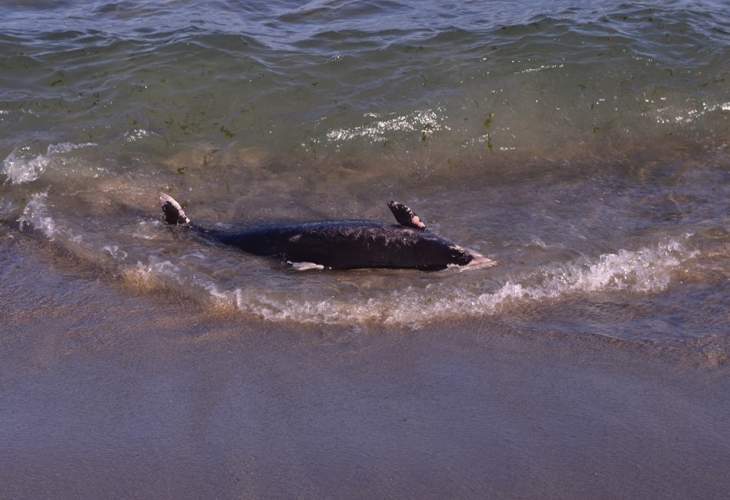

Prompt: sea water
[2,0,730,357]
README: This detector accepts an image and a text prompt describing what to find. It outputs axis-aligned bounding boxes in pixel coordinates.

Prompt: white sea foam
[2,142,96,184]
[518,63,564,74]
[103,245,128,260]
[405,239,694,323]
[123,129,159,142]
[132,220,164,240]
[210,239,697,325]
[3,148,51,184]
[125,238,697,326]
[136,257,184,284]
[46,142,96,155]
[325,109,450,144]
[18,192,56,239]
[654,101,730,125]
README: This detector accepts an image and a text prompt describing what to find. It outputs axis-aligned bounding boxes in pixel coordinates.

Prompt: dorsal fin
[159,192,191,226]
[387,201,426,230]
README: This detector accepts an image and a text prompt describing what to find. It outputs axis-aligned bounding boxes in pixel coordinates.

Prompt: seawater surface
[2,0,730,359]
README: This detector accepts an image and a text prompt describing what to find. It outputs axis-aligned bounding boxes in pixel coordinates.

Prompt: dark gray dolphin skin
[159,193,495,271]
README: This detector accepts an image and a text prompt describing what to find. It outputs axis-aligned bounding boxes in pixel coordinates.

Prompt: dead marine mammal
[159,193,495,271]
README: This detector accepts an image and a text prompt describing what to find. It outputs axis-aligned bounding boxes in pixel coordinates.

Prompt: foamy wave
[3,148,50,184]
[224,239,697,325]
[129,239,697,326]
[103,245,128,260]
[411,239,696,320]
[520,240,692,295]
[2,142,96,184]
[16,192,91,250]
[324,109,450,144]
[654,100,730,125]
[123,129,160,142]
[135,257,185,285]
[457,239,689,319]
[18,192,56,239]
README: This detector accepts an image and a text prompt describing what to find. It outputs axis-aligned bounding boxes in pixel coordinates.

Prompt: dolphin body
[159,193,495,271]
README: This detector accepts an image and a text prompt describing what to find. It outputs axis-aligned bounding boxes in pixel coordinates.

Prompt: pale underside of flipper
[289,261,325,271]
[387,201,426,230]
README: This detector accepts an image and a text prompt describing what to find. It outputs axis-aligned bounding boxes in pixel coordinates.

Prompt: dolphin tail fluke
[159,192,191,226]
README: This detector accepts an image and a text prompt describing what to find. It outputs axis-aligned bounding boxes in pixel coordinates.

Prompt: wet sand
[1,233,730,499]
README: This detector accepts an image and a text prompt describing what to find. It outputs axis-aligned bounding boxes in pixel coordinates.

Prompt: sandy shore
[1,233,729,499]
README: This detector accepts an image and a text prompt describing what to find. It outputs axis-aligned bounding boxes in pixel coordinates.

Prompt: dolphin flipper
[160,193,191,226]
[387,201,426,230]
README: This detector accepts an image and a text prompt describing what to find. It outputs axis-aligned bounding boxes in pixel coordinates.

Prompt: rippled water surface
[2,0,730,358]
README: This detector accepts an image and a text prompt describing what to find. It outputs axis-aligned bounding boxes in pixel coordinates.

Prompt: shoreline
[2,233,729,499]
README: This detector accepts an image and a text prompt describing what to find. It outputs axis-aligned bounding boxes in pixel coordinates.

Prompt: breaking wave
[129,238,697,326]
[2,142,96,185]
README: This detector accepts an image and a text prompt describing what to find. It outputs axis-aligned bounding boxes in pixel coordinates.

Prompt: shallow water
[3,3,730,498]
[2,0,730,353]
[2,229,730,499]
